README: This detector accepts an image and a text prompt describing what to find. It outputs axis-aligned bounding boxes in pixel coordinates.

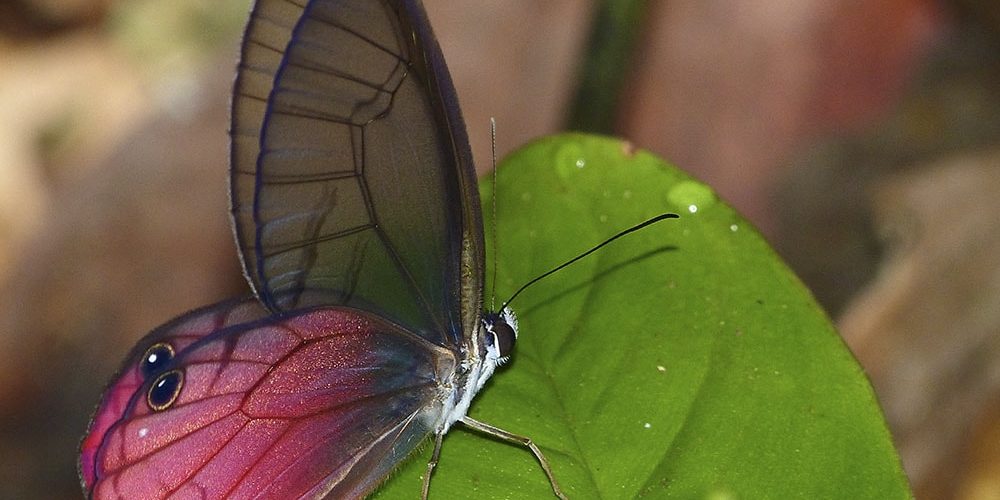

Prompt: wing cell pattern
[230,0,483,348]
[83,300,452,499]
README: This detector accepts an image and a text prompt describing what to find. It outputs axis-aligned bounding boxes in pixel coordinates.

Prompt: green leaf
[373,134,910,499]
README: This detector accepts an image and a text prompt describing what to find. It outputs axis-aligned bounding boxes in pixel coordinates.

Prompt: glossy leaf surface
[374,133,910,499]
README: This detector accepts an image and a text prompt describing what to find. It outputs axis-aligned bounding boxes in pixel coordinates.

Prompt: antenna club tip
[649,213,679,222]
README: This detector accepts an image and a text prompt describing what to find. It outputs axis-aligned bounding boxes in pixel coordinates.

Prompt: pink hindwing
[81,299,455,499]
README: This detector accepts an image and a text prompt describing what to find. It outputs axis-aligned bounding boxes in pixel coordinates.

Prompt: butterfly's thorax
[429,324,489,434]
[428,307,517,434]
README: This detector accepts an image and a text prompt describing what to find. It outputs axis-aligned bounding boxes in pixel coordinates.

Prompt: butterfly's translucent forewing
[80,300,455,498]
[230,0,483,348]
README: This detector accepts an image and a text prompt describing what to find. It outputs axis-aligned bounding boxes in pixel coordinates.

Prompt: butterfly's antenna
[489,117,499,312]
[500,213,680,311]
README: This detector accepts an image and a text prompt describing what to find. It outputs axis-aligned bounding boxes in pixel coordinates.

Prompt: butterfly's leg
[459,416,568,499]
[422,431,446,500]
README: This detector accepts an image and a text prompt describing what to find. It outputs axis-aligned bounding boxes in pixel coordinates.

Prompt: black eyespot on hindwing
[147,369,184,411]
[140,342,175,379]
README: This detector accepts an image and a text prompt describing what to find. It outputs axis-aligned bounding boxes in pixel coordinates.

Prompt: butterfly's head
[483,307,518,367]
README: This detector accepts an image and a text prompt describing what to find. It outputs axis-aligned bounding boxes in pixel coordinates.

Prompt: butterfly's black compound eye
[493,321,516,358]
[147,369,184,411]
[140,342,175,379]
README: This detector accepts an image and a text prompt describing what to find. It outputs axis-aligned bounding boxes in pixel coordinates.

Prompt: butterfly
[79,0,567,498]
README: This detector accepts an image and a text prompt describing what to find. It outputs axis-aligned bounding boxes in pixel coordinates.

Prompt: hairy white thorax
[431,307,519,434]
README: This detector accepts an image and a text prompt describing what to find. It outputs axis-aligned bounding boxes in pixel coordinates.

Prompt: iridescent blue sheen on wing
[230,0,483,349]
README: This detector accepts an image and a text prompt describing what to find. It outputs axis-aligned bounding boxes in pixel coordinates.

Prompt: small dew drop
[666,180,717,213]
[643,422,652,429]
[656,365,666,372]
[138,428,149,438]
[599,214,608,223]
[555,143,586,179]
[730,224,739,232]
[706,489,737,500]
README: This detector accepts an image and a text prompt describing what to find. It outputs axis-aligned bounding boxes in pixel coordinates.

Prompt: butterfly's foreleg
[459,416,568,500]
[421,431,446,500]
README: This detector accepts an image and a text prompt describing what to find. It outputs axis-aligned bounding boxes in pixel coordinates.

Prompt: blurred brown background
[1,0,998,498]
